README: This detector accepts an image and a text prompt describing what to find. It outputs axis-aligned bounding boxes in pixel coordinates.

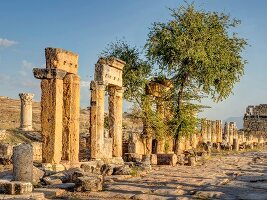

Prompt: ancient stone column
[90,81,105,159]
[201,120,208,143]
[216,120,222,143]
[33,47,80,164]
[211,121,217,144]
[62,74,80,163]
[156,99,165,153]
[233,138,239,151]
[109,86,123,158]
[207,120,212,143]
[19,93,34,131]
[33,68,67,164]
[223,122,230,143]
[13,144,33,182]
[229,122,235,146]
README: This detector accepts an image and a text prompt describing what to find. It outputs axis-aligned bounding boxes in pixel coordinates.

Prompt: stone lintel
[33,68,67,80]
[98,57,125,70]
[45,47,78,74]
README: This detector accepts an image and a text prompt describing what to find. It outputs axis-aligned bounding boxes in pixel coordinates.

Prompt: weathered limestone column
[33,68,67,164]
[13,144,33,182]
[90,81,105,159]
[216,120,222,143]
[19,93,34,131]
[229,122,235,146]
[156,99,165,153]
[201,120,208,143]
[233,138,239,151]
[207,120,212,143]
[223,122,230,143]
[211,121,217,144]
[62,74,80,163]
[109,86,123,158]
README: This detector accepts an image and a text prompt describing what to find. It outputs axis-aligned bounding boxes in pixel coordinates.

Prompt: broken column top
[19,93,34,103]
[97,57,126,70]
[95,57,126,87]
[45,47,79,74]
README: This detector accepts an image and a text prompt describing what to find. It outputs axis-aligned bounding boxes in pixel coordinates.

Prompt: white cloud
[19,60,34,76]
[80,80,90,87]
[0,38,17,47]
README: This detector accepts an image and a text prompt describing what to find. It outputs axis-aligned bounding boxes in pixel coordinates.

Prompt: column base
[111,157,124,165]
[19,126,33,132]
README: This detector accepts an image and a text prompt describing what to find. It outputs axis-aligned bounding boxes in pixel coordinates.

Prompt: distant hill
[224,116,243,129]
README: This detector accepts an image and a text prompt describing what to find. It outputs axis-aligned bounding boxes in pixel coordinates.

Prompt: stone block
[0,130,7,140]
[75,175,103,192]
[42,163,66,172]
[95,57,125,87]
[45,47,79,75]
[0,180,33,195]
[32,142,42,162]
[188,156,196,166]
[150,154,157,165]
[102,138,113,159]
[157,154,177,166]
[0,144,14,159]
[43,177,62,185]
[32,166,45,185]
[33,68,67,79]
[0,192,45,200]
[123,153,142,162]
[13,144,33,182]
[34,188,65,198]
[47,183,75,190]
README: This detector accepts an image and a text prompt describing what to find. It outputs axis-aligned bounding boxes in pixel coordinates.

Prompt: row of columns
[201,119,223,144]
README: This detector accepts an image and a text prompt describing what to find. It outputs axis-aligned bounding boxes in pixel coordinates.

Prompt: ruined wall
[243,104,267,135]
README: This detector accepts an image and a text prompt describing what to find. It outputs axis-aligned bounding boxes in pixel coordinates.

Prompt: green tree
[146,4,248,153]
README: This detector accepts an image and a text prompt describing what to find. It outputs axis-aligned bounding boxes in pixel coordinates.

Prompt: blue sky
[0,0,267,126]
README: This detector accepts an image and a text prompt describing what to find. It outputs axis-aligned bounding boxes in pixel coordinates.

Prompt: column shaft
[19,93,34,131]
[41,78,63,163]
[62,74,80,163]
[109,87,123,157]
[90,81,105,159]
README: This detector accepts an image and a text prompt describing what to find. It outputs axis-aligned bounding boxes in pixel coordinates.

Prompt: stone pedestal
[108,87,123,158]
[19,93,34,131]
[62,73,80,163]
[90,81,105,160]
[13,144,33,182]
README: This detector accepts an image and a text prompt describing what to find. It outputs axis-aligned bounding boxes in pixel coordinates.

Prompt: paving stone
[0,192,45,200]
[34,188,66,198]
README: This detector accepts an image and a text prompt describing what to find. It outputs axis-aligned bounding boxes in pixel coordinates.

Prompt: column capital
[19,93,34,105]
[33,68,67,80]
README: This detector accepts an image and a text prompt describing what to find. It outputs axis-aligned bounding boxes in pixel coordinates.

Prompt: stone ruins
[19,93,34,131]
[33,48,80,164]
[89,57,125,163]
[244,104,267,134]
[0,47,266,199]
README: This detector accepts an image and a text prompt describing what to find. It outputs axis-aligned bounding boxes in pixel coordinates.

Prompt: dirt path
[64,150,267,200]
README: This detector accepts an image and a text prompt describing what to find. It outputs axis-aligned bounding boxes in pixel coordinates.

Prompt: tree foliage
[145,4,248,151]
